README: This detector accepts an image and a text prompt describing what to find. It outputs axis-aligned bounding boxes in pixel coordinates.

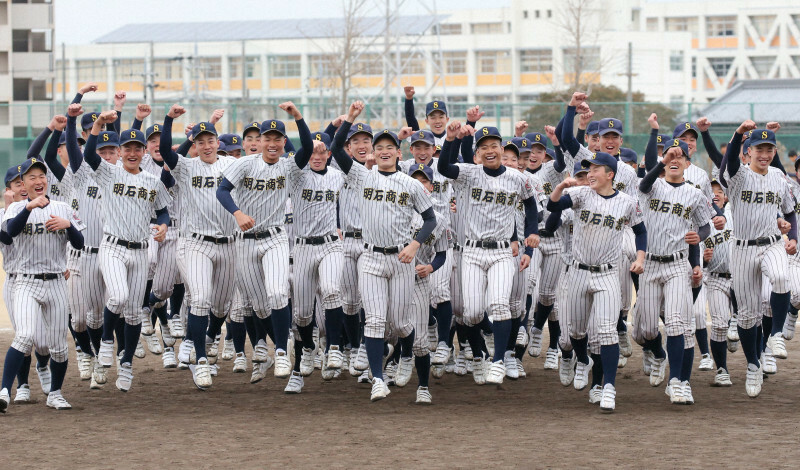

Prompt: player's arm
[697,117,724,169]
[438,122,462,178]
[278,102,313,169]
[785,211,797,243]
[216,179,240,214]
[7,196,47,236]
[0,230,11,245]
[160,105,186,170]
[131,104,151,131]
[644,128,659,171]
[65,218,84,250]
[552,144,567,173]
[66,104,85,173]
[44,125,66,181]
[547,178,577,211]
[72,82,98,104]
[720,121,754,179]
[331,102,365,175]
[544,211,563,233]
[111,91,126,134]
[27,124,53,160]
[639,161,665,194]
[403,86,420,131]
[630,221,647,273]
[560,93,587,157]
[160,168,176,189]
[522,196,541,249]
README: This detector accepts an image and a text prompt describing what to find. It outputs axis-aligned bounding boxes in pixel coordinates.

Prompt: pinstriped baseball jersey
[558,208,575,265]
[284,198,294,250]
[289,167,345,238]
[412,210,448,265]
[222,154,302,232]
[170,155,237,237]
[337,161,364,231]
[527,161,567,197]
[91,160,172,242]
[71,162,105,247]
[639,178,715,255]
[703,224,732,273]
[725,164,795,239]
[452,164,534,241]
[567,186,642,265]
[46,167,74,204]
[516,170,546,240]
[141,153,180,223]
[400,158,453,221]
[344,163,432,246]
[2,200,84,273]
[684,163,713,201]
[0,208,18,274]
[569,144,638,197]
[451,180,468,245]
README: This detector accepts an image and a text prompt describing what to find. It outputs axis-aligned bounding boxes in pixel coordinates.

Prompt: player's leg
[661,261,693,399]
[429,247,453,367]
[1,278,41,409]
[97,243,130,367]
[617,247,634,358]
[693,285,712,370]
[530,249,561,358]
[207,243,237,365]
[291,244,319,376]
[410,277,432,403]
[115,247,149,391]
[460,247,490,383]
[41,278,71,408]
[706,279,732,386]
[318,242,345,370]
[340,238,363,360]
[358,252,391,399]
[388,256,416,388]
[785,255,800,340]
[556,264,576,385]
[762,242,791,358]
[148,232,178,352]
[634,264,667,382]
[261,233,292,378]
[590,269,623,412]
[565,268,593,391]
[731,245,764,376]
[483,249,515,384]
[67,250,93,377]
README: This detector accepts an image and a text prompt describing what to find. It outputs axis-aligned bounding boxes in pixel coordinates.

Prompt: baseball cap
[217,141,227,154]
[511,137,532,153]
[665,138,690,158]
[19,157,48,177]
[433,144,442,155]
[219,133,243,152]
[748,129,777,147]
[586,121,600,136]
[425,101,447,116]
[58,132,85,146]
[673,122,699,139]
[243,121,261,137]
[408,162,434,182]
[620,147,638,163]
[524,132,548,148]
[656,134,671,147]
[146,124,162,140]
[598,118,623,136]
[120,129,146,147]
[581,152,617,175]
[97,131,120,149]
[545,148,555,160]
[372,129,400,147]
[347,122,373,141]
[311,131,332,150]
[5,165,21,187]
[475,127,502,146]
[191,122,218,140]
[81,111,101,130]
[260,119,287,137]
[742,138,750,154]
[410,130,435,146]
[573,161,589,175]
[503,139,520,157]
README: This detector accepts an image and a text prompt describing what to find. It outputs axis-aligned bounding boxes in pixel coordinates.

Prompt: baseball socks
[101,307,120,342]
[324,307,344,351]
[695,328,710,356]
[665,335,685,381]
[398,330,415,358]
[570,336,589,365]
[342,313,361,349]
[17,355,31,389]
[710,340,727,371]
[738,325,760,367]
[206,314,226,344]
[434,301,453,347]
[365,337,384,379]
[73,330,95,358]
[491,319,511,362]
[121,322,143,365]
[644,333,666,359]
[49,357,68,393]
[169,284,185,319]
[228,320,246,354]
[268,305,291,352]
[187,314,209,360]
[1,347,26,392]
[600,344,619,386]
[680,347,694,382]
[590,353,603,387]
[547,319,561,351]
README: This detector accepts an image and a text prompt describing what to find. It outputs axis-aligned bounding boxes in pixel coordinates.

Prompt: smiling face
[476,137,503,170]
[587,164,614,192]
[243,129,261,155]
[517,152,529,171]
[526,145,546,171]
[662,147,688,181]
[309,141,330,172]
[425,110,447,135]
[347,134,373,163]
[147,133,162,160]
[98,146,120,165]
[22,167,48,198]
[9,177,26,200]
[574,171,589,186]
[587,133,601,152]
[711,183,727,207]
[260,132,286,163]
[120,142,145,173]
[373,136,401,171]
[194,133,220,163]
[501,149,518,168]
[410,141,434,165]
[599,132,622,155]
[678,132,697,156]
[750,143,776,174]
[411,172,434,192]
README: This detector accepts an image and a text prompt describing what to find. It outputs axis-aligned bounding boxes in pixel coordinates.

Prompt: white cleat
[485,359,505,385]
[233,352,247,373]
[162,347,177,369]
[274,350,291,378]
[432,342,450,365]
[168,317,185,339]
[727,318,739,341]
[299,347,315,377]
[617,352,627,369]
[36,365,52,395]
[90,358,107,389]
[745,363,762,398]
[762,352,777,375]
[516,325,529,348]
[134,338,146,358]
[357,369,371,384]
[177,340,194,364]
[516,358,527,378]
[783,312,797,340]
[682,381,694,405]
[472,356,487,385]
[618,331,632,357]
[326,345,344,370]
[116,362,134,392]
[0,388,9,413]
[46,390,72,410]
[415,386,432,405]
[642,350,654,375]
[573,357,592,391]
[208,335,221,359]
[650,356,668,387]
[698,354,714,371]
[144,334,163,355]
[599,384,616,412]
[140,309,155,336]
[354,344,369,372]
[190,358,212,390]
[77,351,92,380]
[252,340,269,363]
[453,350,467,376]
[161,323,176,348]
[284,371,304,394]
[543,348,559,370]
[463,344,474,361]
[559,354,577,386]
[370,377,390,402]
[528,328,542,357]
[504,351,518,380]
[250,362,268,384]
[588,384,603,404]
[766,333,787,359]
[221,338,235,361]
[384,361,397,386]
[98,340,115,368]
[395,357,414,387]
[712,367,732,387]
[348,349,360,377]
[667,377,685,404]
[432,363,446,379]
[14,384,30,403]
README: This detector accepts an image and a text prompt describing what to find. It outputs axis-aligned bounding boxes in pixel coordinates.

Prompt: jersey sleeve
[566,186,589,210]
[452,163,475,190]
[344,162,368,190]
[1,202,24,232]
[780,179,796,214]
[692,191,716,226]
[409,178,433,215]
[222,156,250,187]
[170,156,188,184]
[152,181,173,211]
[64,203,86,231]
[283,157,304,189]
[629,198,644,227]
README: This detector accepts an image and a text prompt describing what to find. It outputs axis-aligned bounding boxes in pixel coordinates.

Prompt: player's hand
[648,113,659,130]
[234,211,255,232]
[578,108,595,129]
[703,248,713,262]
[525,234,540,249]
[544,125,559,146]
[511,240,519,257]
[712,215,725,230]
[514,120,528,137]
[786,239,797,255]
[45,215,70,231]
[184,123,195,139]
[415,264,433,278]
[568,92,587,107]
[696,117,711,132]
[3,189,14,208]
[558,177,578,190]
[25,195,49,211]
[450,201,457,213]
[575,102,591,115]
[79,82,98,95]
[398,241,420,264]
[153,224,168,243]
[778,218,791,235]
[67,103,84,118]
[397,126,414,141]
[466,106,484,123]
[404,86,415,100]
[519,254,531,271]
[331,114,347,128]
[365,154,376,169]
[279,101,302,120]
[737,120,756,135]
[52,115,68,132]
[113,91,127,111]
[167,104,186,119]
[446,120,462,141]
[629,259,644,275]
[135,104,152,121]
[691,266,703,285]
[96,110,117,126]
[209,109,225,124]
[347,101,364,121]
[63,269,70,280]
[457,124,475,140]
[684,231,700,245]
[766,122,781,133]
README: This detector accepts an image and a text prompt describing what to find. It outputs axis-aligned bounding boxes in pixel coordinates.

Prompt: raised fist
[648,113,659,130]
[67,103,84,118]
[404,86,415,100]
[514,120,529,138]
[568,92,587,107]
[135,104,152,121]
[168,104,186,119]
[79,82,98,95]
[466,106,484,123]
[696,117,711,132]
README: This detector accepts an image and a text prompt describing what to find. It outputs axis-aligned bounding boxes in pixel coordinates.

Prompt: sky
[54,0,506,45]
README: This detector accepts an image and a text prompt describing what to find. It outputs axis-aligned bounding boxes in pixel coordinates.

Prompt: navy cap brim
[748,138,776,147]
[475,134,502,146]
[410,169,433,182]
[97,141,119,149]
[674,129,698,138]
[372,133,400,147]
[22,160,48,176]
[599,128,622,136]
[503,143,520,157]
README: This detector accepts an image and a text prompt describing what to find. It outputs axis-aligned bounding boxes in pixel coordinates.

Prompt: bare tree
[556,0,612,92]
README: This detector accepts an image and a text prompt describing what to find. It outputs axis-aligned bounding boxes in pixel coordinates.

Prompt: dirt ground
[0,329,798,469]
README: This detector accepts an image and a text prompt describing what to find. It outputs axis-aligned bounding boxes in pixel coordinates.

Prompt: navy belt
[242,227,282,240]
[646,252,685,263]
[735,235,780,247]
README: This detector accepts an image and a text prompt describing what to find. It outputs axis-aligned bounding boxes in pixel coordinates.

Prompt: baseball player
[216,102,314,381]
[0,157,85,412]
[330,101,437,401]
[83,109,172,392]
[403,86,448,146]
[720,123,797,398]
[438,120,540,385]
[547,150,646,412]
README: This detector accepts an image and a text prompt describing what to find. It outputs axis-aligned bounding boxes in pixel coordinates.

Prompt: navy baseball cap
[620,147,638,163]
[511,137,532,153]
[503,139,520,157]
[5,165,21,187]
[656,134,671,147]
[586,121,600,136]
[665,138,690,158]
[581,152,617,175]
[748,129,777,147]
[673,122,699,139]
[425,101,447,116]
[598,118,623,136]
[524,132,548,148]
[311,131,332,149]
[573,161,589,175]
[58,132,85,146]
[260,119,286,137]
[545,148,555,159]
[97,131,120,149]
[191,122,218,140]
[347,122,373,141]
[243,121,261,137]
[146,124,163,140]
[217,141,227,154]
[19,157,48,177]
[410,130,435,146]
[475,127,502,146]
[408,162,434,182]
[372,129,400,147]
[120,129,146,147]
[219,133,243,151]
[434,144,442,154]
[742,138,750,154]
[81,111,101,130]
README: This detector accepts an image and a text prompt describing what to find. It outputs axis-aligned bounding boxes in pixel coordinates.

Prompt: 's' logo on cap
[418,164,424,170]
[315,133,322,141]
[103,133,109,141]
[657,135,662,143]
[154,124,159,132]
[685,123,691,129]
[762,131,768,139]
[482,128,489,136]
[535,134,541,141]
[674,139,680,146]
[608,121,614,128]
[232,136,237,143]
[199,123,206,131]
[522,139,527,147]
[357,124,363,130]
[433,102,439,109]
[270,121,277,129]
[130,131,137,138]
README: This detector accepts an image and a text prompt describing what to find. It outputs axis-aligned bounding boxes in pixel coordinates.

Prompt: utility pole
[61,42,66,103]
[617,42,637,133]
[241,39,247,101]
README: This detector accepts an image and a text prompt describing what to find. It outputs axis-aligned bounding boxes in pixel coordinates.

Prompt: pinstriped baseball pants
[450,247,464,319]
[410,275,432,356]
[100,239,149,325]
[359,251,414,340]
[461,245,514,325]
[705,274,732,342]
[731,240,788,329]
[78,250,106,330]
[564,265,621,346]
[509,251,530,319]
[633,258,695,348]
[340,236,364,316]
[12,276,69,361]
[182,236,236,318]
[292,239,344,327]
[235,231,290,318]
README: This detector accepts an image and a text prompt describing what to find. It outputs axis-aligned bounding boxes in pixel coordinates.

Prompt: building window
[563,47,600,73]
[523,10,528,19]
[708,57,734,77]
[476,50,511,74]
[520,49,552,72]
[12,29,28,52]
[547,10,552,18]
[77,59,106,82]
[393,52,425,75]
[535,10,539,19]
[474,95,509,116]
[30,29,51,52]
[749,15,775,36]
[665,17,698,37]
[230,56,261,80]
[438,23,462,35]
[196,57,221,79]
[113,58,145,81]
[751,56,774,77]
[707,16,736,37]
[794,55,800,71]
[13,78,28,100]
[308,54,335,78]
[351,53,383,76]
[443,51,467,74]
[669,50,683,71]
[152,58,182,81]
[270,55,301,78]
[471,22,503,34]
[646,18,658,32]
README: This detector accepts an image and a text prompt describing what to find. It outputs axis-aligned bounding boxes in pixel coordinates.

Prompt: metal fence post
[27,104,33,139]
[750,102,755,121]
